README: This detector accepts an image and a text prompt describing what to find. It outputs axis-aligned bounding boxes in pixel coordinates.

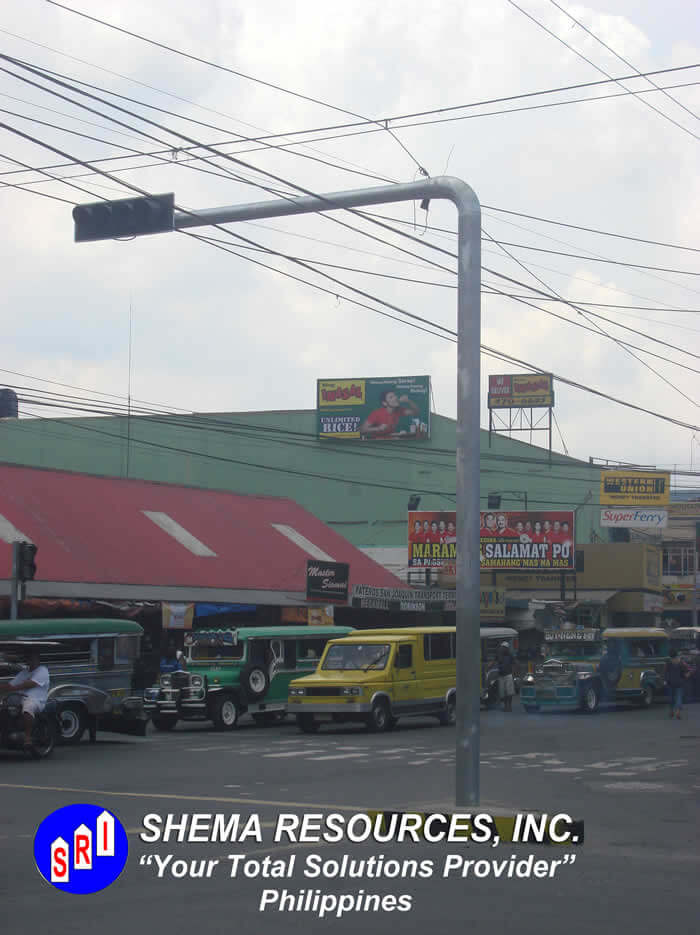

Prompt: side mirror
[176,651,184,662]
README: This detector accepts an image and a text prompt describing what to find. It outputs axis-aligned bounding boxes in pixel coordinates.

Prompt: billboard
[408,510,457,568]
[600,470,670,506]
[317,375,430,440]
[480,510,575,571]
[488,373,554,409]
[668,501,700,518]
[600,507,668,529]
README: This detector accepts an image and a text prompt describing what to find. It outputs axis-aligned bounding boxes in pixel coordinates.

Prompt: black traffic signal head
[18,542,37,581]
[73,193,175,242]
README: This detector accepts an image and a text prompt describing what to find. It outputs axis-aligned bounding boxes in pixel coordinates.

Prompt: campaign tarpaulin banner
[317,375,430,440]
[480,511,575,571]
[408,511,457,568]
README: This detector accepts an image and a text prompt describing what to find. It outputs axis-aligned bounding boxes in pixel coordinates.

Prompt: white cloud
[0,0,698,476]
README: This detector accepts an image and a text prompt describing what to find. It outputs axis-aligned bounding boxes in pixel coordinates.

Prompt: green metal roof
[0,618,143,637]
[0,409,603,548]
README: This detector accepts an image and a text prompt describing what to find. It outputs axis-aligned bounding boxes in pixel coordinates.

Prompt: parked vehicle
[0,619,146,744]
[520,628,603,713]
[288,626,456,733]
[600,628,670,708]
[143,626,353,731]
[480,627,519,708]
[0,640,61,759]
[521,627,669,713]
[668,627,700,700]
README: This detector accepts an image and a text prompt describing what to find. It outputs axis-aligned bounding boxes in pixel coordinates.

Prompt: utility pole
[10,541,19,620]
[72,176,483,806]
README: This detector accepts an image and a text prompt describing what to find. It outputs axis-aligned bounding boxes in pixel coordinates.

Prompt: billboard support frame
[163,176,480,805]
[489,406,553,465]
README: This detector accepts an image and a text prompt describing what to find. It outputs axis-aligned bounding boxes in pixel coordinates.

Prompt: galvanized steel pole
[176,176,482,804]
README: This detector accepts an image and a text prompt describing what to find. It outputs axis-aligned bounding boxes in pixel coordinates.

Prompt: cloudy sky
[1,0,699,481]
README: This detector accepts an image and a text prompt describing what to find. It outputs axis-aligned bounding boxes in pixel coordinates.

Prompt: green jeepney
[0,618,146,743]
[143,625,353,731]
[520,628,603,713]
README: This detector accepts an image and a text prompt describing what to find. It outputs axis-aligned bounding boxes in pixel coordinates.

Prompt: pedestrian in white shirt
[0,648,50,747]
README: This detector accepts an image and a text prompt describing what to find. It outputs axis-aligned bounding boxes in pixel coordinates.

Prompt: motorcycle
[0,693,58,759]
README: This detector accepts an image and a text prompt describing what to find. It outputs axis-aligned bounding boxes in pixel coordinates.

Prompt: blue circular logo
[34,804,128,894]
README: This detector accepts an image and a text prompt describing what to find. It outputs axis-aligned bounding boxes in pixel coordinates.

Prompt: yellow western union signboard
[600,470,670,507]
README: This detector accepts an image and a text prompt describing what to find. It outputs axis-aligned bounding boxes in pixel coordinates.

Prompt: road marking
[544,768,585,774]
[540,759,565,766]
[407,760,433,766]
[264,750,324,758]
[601,772,639,777]
[603,782,670,791]
[308,753,368,761]
[586,762,624,769]
[0,783,372,812]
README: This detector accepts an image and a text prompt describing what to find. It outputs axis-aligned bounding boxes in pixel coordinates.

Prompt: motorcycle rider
[0,647,50,748]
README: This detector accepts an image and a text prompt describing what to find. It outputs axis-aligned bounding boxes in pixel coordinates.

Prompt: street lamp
[488,491,528,511]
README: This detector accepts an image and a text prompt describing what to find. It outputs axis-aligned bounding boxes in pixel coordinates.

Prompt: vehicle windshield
[190,641,244,661]
[322,643,391,671]
[546,644,601,658]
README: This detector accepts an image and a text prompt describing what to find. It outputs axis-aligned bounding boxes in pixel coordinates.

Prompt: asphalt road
[2,700,699,934]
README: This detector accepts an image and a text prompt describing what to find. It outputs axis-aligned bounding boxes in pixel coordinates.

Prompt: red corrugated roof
[0,463,403,599]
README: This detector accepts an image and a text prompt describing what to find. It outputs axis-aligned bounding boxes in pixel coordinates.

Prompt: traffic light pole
[79,176,482,806]
[10,541,19,620]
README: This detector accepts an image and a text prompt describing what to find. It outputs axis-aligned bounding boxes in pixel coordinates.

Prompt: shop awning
[0,463,404,603]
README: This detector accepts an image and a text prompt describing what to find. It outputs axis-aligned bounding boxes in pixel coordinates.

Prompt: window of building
[662,547,694,576]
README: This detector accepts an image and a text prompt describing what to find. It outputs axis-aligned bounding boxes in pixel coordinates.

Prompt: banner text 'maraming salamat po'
[480,511,575,571]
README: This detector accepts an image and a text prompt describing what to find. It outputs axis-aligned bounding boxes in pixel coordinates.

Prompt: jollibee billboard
[480,510,575,571]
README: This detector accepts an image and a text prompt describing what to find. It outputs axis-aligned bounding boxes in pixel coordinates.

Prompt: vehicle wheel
[29,721,55,759]
[523,704,539,713]
[211,696,239,731]
[366,699,391,733]
[639,684,654,708]
[152,715,178,731]
[297,714,319,734]
[240,664,270,701]
[57,703,86,745]
[581,683,600,714]
[438,696,456,726]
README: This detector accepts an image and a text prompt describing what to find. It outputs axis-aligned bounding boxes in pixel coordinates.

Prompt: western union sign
[600,470,670,507]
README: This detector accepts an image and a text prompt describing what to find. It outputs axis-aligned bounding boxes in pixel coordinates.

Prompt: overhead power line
[1,60,697,433]
[505,0,700,142]
[547,0,700,123]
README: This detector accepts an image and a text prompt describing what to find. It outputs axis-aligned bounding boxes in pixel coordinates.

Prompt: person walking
[497,642,515,712]
[665,650,690,719]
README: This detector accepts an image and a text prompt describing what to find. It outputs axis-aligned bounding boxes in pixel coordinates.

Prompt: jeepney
[520,628,603,713]
[600,628,670,707]
[288,627,457,733]
[0,618,146,743]
[143,625,353,730]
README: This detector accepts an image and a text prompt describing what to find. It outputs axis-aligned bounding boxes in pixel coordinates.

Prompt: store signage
[600,470,670,506]
[306,561,349,603]
[544,629,600,641]
[600,508,668,529]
